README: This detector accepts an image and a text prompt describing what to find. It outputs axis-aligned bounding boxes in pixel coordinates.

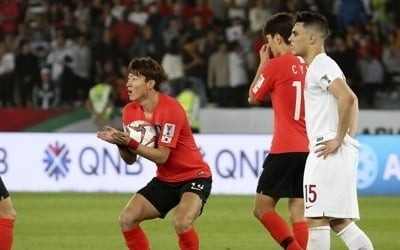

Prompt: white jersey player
[289,11,374,250]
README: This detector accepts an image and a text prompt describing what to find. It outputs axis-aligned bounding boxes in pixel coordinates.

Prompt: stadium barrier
[0,133,399,195]
[200,108,400,135]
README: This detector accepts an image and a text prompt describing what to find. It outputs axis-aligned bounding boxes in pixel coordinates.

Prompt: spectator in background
[0,0,22,35]
[115,63,130,107]
[128,1,149,27]
[32,67,59,109]
[183,0,213,27]
[129,25,164,62]
[330,35,360,87]
[93,28,119,81]
[0,41,15,107]
[161,38,185,96]
[228,41,248,107]
[249,0,273,33]
[14,39,40,107]
[335,0,369,28]
[30,28,50,57]
[73,0,91,25]
[207,41,230,107]
[46,30,75,105]
[162,16,184,49]
[182,36,208,107]
[186,14,207,40]
[358,48,385,108]
[110,0,126,21]
[382,31,400,86]
[176,79,201,133]
[71,32,92,105]
[86,81,115,131]
[112,9,140,60]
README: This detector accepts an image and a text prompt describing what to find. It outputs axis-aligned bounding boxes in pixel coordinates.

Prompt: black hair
[128,57,167,91]
[293,11,330,39]
[263,12,294,45]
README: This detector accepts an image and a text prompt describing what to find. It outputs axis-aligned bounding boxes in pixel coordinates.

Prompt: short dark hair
[128,57,167,91]
[293,11,330,39]
[263,12,294,45]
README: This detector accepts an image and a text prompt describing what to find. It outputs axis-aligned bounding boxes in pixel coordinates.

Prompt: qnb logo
[43,141,71,181]
[357,143,379,189]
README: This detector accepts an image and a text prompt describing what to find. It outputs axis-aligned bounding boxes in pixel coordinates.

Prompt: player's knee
[118,212,138,230]
[253,208,262,220]
[253,206,273,221]
[172,214,192,233]
[0,208,16,220]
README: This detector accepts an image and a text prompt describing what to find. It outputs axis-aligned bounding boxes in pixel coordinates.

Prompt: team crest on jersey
[321,74,332,84]
[161,123,175,143]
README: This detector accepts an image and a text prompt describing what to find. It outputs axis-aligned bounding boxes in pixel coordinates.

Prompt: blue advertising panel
[357,135,400,195]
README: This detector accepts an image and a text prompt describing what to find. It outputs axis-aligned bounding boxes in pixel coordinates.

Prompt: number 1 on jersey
[292,81,301,121]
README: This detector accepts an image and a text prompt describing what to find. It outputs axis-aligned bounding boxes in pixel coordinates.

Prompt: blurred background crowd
[0,0,400,111]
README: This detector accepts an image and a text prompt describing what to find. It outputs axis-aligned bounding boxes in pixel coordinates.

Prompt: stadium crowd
[0,0,400,110]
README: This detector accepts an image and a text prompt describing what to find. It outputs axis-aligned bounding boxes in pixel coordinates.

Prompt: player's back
[267,53,309,153]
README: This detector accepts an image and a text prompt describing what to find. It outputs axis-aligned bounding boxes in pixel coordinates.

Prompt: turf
[11,193,400,249]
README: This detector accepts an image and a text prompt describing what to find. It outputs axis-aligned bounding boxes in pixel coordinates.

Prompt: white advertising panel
[0,133,271,194]
[2,133,399,195]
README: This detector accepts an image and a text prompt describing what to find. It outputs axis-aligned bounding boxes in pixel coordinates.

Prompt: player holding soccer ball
[0,177,16,250]
[97,57,212,250]
[248,13,309,250]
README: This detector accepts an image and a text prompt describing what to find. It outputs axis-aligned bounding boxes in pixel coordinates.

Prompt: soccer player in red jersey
[97,57,212,250]
[0,177,16,250]
[248,13,309,250]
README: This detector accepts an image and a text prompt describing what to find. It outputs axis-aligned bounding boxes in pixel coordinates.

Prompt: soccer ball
[126,120,157,148]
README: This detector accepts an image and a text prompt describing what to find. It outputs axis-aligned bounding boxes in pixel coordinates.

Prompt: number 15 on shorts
[304,184,317,205]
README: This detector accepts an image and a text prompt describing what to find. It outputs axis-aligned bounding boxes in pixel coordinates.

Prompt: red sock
[293,221,308,249]
[261,211,302,250]
[177,227,199,250]
[0,218,14,250]
[122,226,149,250]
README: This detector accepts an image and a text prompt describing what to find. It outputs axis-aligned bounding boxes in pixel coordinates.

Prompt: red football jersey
[122,94,211,182]
[250,52,309,153]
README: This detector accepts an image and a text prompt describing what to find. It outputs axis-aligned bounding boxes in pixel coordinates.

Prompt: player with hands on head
[97,56,212,250]
[248,12,309,250]
[289,11,373,250]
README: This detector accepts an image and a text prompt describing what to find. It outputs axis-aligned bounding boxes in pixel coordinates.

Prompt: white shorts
[304,135,360,220]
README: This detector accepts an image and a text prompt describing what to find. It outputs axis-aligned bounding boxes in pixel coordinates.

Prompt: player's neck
[140,91,159,113]
[276,45,291,57]
[305,46,325,65]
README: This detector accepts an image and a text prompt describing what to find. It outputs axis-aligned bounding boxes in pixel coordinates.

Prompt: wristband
[128,138,139,150]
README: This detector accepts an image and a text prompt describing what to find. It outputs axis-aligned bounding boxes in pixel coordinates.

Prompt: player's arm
[109,130,171,164]
[133,145,171,164]
[117,145,137,165]
[348,94,359,137]
[248,43,270,106]
[97,126,138,164]
[328,78,358,141]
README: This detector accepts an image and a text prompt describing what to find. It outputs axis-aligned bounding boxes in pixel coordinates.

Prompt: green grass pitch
[12,193,400,249]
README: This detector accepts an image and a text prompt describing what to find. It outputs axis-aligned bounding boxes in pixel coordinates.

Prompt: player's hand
[259,43,271,65]
[97,126,120,144]
[112,130,131,146]
[314,138,341,159]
